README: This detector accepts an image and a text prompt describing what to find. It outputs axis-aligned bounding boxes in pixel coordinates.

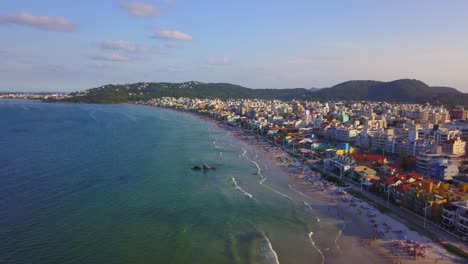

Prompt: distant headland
[2,79,468,106]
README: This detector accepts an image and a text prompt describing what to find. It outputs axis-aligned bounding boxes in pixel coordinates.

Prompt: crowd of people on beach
[212,121,453,263]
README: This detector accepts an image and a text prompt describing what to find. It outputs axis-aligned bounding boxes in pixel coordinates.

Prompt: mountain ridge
[62,79,468,106]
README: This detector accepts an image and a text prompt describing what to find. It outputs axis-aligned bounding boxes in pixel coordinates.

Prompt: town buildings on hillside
[138,97,468,240]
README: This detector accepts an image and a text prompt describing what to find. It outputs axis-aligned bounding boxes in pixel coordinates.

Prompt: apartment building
[441,200,468,241]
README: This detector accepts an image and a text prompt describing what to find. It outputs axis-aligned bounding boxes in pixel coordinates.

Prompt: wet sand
[188,113,463,264]
[219,124,462,264]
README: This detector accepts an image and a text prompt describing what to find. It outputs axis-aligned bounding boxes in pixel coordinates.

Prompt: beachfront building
[352,166,378,184]
[402,180,468,223]
[402,181,447,223]
[377,173,424,204]
[324,154,356,178]
[441,200,468,241]
[377,173,423,189]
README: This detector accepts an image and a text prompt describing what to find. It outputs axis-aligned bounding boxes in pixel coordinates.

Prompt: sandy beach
[211,120,464,264]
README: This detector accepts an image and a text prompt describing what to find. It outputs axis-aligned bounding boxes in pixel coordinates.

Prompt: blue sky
[1,0,468,92]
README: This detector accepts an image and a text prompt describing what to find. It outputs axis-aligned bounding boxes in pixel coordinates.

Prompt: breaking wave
[288,184,306,197]
[263,234,280,264]
[232,178,253,198]
[241,148,264,178]
[308,232,325,264]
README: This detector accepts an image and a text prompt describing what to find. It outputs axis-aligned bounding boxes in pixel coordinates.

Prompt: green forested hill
[64,81,313,103]
[310,79,462,102]
[63,79,468,106]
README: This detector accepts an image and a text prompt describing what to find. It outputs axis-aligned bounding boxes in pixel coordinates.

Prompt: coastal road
[249,132,468,253]
[311,163,468,254]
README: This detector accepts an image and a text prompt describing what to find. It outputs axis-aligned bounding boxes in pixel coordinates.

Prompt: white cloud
[120,2,162,17]
[154,29,193,41]
[100,40,150,53]
[0,12,78,32]
[91,53,130,62]
[207,57,231,66]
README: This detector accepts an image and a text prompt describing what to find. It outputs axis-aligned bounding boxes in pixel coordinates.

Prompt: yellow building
[443,137,466,156]
[402,180,468,222]
[336,147,356,156]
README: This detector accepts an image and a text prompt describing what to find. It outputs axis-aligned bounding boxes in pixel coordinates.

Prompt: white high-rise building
[305,110,310,125]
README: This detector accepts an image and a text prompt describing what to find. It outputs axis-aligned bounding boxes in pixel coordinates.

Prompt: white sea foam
[241,148,264,178]
[213,140,221,149]
[334,218,346,252]
[241,148,293,201]
[308,232,325,264]
[288,184,306,197]
[251,160,263,178]
[232,178,253,198]
[261,183,293,201]
[263,234,280,264]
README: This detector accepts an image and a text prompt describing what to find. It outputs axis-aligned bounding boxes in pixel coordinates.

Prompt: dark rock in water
[193,164,216,171]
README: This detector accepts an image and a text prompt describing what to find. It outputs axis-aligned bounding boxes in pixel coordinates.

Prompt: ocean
[0,100,341,264]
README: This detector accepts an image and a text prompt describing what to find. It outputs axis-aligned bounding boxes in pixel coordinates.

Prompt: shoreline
[9,100,462,263]
[181,107,463,264]
[232,129,394,264]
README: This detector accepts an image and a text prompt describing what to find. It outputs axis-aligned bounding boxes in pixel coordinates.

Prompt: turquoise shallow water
[0,100,334,264]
